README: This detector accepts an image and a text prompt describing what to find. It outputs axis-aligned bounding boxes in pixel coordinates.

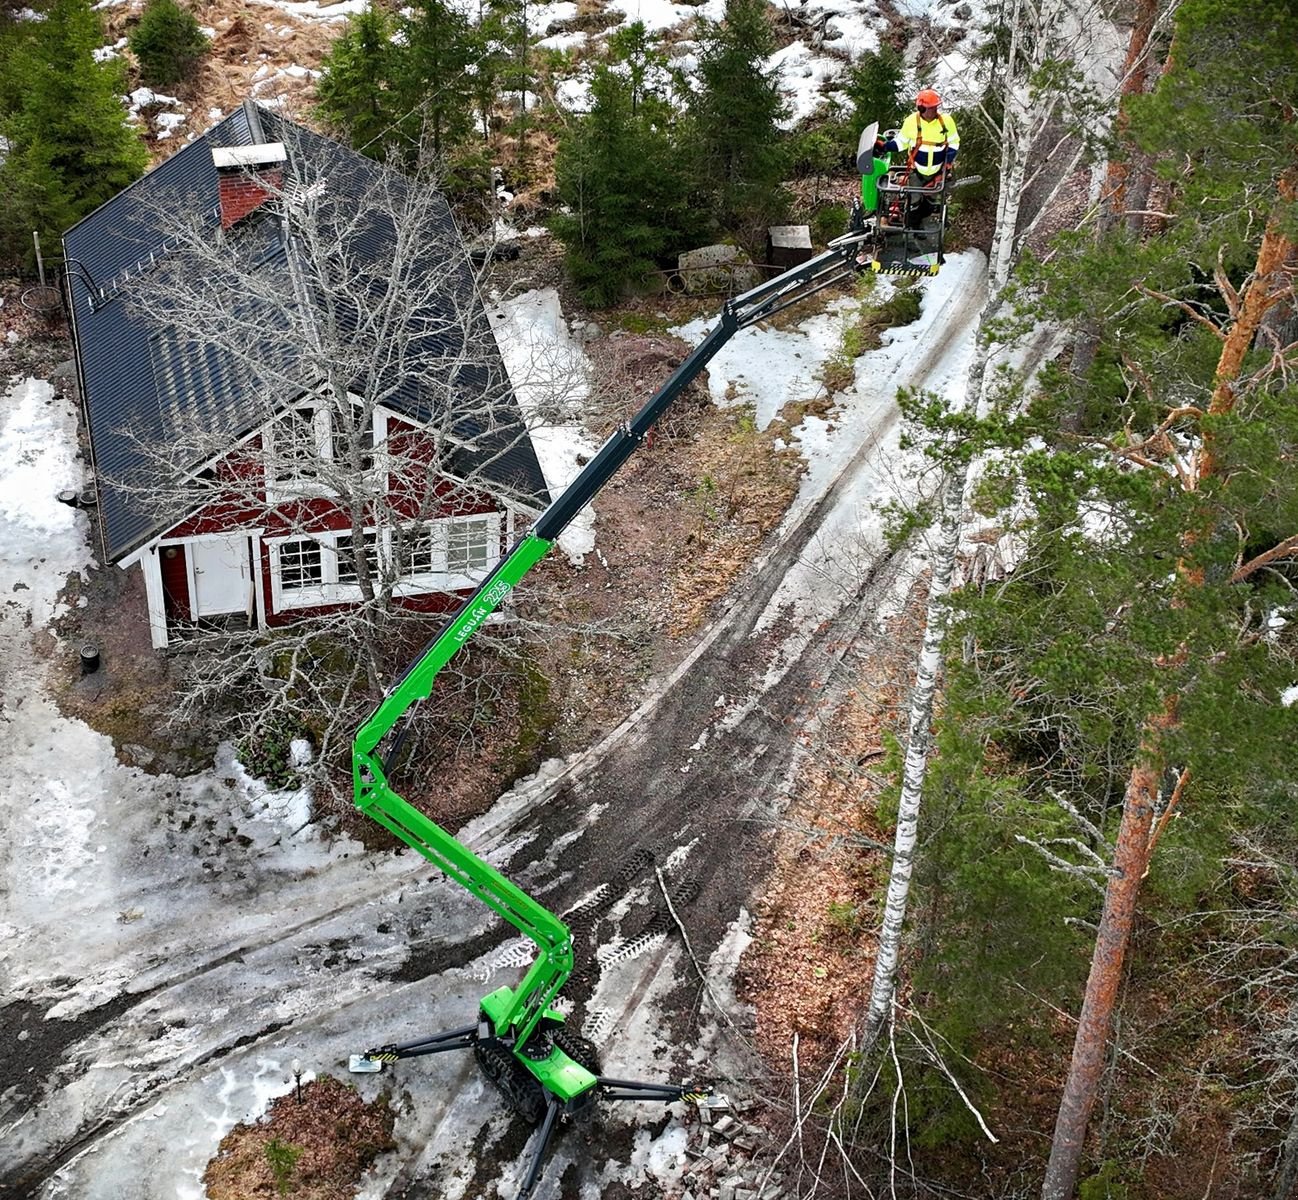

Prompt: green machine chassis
[351,233,873,1196]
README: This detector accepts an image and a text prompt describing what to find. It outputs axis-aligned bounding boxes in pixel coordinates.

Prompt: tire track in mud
[383,259,993,1193]
[7,260,990,1197]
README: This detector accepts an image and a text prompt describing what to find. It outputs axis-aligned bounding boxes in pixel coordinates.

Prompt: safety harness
[888,112,955,224]
[903,112,955,179]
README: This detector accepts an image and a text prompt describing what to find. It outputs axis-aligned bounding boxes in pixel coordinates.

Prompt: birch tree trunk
[860,452,968,1046]
[1274,1096,1298,1200]
[860,0,1051,1051]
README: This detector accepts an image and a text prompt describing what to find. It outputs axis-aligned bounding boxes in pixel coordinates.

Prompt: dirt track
[0,256,988,1199]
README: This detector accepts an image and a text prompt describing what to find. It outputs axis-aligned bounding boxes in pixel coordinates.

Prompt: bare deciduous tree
[113,124,564,795]
[863,0,1120,1058]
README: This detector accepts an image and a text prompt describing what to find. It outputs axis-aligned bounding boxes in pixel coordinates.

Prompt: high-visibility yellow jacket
[894,111,959,176]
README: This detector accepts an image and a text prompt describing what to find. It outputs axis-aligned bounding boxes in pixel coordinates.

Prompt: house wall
[383,418,502,523]
[153,421,513,633]
[165,437,267,541]
[159,545,191,622]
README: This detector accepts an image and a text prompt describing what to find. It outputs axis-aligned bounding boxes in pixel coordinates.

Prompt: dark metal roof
[64,104,549,562]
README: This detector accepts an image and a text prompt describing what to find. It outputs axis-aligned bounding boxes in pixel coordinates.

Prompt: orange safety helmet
[915,88,942,109]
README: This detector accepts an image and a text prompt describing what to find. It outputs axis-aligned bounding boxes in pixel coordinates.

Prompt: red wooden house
[64,102,548,650]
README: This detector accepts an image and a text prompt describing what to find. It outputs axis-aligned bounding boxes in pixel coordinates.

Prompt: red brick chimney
[211,143,288,229]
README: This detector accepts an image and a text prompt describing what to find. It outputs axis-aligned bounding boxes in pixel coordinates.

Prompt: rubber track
[553,1027,602,1075]
[562,848,655,932]
[595,877,701,968]
[474,1040,546,1125]
[563,848,658,1015]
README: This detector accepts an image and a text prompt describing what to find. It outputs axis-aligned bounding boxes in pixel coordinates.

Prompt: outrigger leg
[351,1021,481,1068]
[518,1097,563,1200]
[597,1077,713,1103]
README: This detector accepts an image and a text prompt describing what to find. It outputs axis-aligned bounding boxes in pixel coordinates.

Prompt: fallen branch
[654,866,743,1037]
[904,1014,1000,1144]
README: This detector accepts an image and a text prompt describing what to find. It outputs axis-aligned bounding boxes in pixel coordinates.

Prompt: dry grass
[664,404,805,635]
[98,0,342,156]
[203,1075,396,1200]
[743,587,925,1076]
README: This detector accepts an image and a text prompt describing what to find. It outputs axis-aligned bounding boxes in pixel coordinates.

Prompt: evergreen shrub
[129,0,209,88]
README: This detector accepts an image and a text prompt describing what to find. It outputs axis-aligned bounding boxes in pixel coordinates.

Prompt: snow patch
[487,289,598,564]
[216,742,314,835]
[0,377,94,617]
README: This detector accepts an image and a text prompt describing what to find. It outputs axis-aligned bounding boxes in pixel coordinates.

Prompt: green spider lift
[850,122,980,278]
[349,228,877,1197]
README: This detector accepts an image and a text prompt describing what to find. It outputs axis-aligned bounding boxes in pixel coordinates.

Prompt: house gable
[64,101,549,566]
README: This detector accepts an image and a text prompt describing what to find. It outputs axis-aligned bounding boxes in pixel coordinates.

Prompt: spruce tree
[129,0,210,89]
[397,0,480,165]
[841,45,905,134]
[473,0,528,147]
[551,53,699,306]
[317,0,485,189]
[316,3,400,155]
[688,0,789,233]
[0,0,146,266]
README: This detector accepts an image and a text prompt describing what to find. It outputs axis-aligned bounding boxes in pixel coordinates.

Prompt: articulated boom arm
[351,239,865,1046]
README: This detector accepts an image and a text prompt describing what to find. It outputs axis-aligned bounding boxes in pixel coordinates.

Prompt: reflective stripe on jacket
[896,112,959,175]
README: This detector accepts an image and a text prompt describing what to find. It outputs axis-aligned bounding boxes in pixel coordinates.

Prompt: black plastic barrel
[80,645,101,675]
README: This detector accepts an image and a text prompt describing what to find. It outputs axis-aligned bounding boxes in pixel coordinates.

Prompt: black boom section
[534,319,737,543]
[534,242,866,545]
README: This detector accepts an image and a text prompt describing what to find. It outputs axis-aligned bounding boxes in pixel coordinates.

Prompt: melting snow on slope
[0,377,95,613]
[489,288,599,564]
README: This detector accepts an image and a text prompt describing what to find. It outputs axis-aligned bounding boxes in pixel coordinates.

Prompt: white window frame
[335,528,380,587]
[268,529,380,611]
[268,535,332,610]
[267,511,501,612]
[397,512,502,595]
[264,397,386,503]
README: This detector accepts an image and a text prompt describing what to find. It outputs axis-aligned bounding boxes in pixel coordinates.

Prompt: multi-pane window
[329,419,376,473]
[277,539,324,590]
[402,515,499,581]
[448,516,494,575]
[273,406,321,483]
[336,530,379,585]
[272,514,500,611]
[269,403,377,488]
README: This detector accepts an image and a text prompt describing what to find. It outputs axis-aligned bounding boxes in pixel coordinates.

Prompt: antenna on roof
[242,97,267,145]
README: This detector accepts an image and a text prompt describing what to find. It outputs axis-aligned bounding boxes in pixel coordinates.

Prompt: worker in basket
[875,89,960,228]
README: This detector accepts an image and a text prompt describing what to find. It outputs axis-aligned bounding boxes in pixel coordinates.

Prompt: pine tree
[879,0,1298,1191]
[688,0,789,233]
[1034,6,1298,1192]
[0,0,146,266]
[129,0,210,89]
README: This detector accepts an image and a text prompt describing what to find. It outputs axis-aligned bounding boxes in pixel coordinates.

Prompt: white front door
[190,533,253,617]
